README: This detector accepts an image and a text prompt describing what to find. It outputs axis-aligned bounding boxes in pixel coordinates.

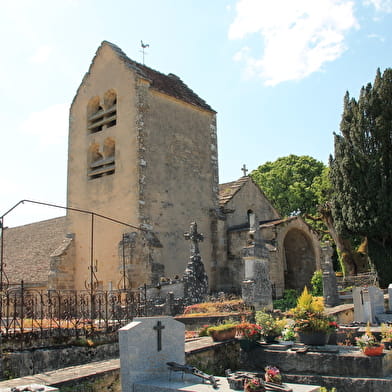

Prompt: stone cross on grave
[184,222,204,256]
[153,320,165,351]
[241,164,248,176]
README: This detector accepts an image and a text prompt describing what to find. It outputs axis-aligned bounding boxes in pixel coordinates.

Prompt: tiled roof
[218,176,249,207]
[2,217,66,285]
[259,216,298,228]
[83,41,215,113]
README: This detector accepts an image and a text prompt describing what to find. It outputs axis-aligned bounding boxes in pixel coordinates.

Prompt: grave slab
[119,317,321,392]
[134,376,320,392]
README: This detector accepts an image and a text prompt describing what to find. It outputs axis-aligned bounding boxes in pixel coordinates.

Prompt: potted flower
[255,311,285,343]
[207,322,238,342]
[356,324,384,356]
[236,323,262,351]
[243,377,265,392]
[280,325,296,344]
[264,366,282,384]
[381,323,392,350]
[290,287,335,345]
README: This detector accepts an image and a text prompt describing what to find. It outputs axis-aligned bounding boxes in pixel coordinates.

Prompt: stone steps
[243,343,392,375]
[240,343,392,391]
[284,373,392,392]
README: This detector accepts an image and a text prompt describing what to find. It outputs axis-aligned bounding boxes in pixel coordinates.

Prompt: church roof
[259,216,298,227]
[81,41,215,113]
[2,217,66,286]
[218,176,251,207]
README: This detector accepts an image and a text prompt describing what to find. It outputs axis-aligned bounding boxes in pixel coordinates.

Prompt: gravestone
[183,222,208,304]
[353,286,384,323]
[389,284,392,312]
[119,316,185,392]
[241,242,273,310]
[321,243,339,307]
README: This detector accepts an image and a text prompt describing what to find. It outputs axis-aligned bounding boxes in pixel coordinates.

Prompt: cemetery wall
[2,343,119,379]
[186,339,240,376]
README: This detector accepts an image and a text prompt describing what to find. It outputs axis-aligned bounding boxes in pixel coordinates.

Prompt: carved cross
[184,222,204,256]
[241,164,248,176]
[153,320,165,351]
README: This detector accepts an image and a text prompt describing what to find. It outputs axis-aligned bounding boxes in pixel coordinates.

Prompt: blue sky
[1,0,392,227]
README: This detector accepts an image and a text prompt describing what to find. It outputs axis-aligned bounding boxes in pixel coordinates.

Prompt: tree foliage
[251,155,366,275]
[251,155,326,217]
[330,68,392,286]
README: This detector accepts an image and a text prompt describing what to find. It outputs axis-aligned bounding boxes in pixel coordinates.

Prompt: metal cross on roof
[184,221,204,256]
[241,164,248,176]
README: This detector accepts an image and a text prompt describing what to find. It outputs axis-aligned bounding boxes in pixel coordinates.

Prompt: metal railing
[0,283,184,345]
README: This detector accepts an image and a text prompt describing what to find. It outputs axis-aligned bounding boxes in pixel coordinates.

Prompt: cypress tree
[330,68,392,286]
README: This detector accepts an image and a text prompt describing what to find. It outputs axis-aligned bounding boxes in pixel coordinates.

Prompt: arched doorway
[283,229,316,292]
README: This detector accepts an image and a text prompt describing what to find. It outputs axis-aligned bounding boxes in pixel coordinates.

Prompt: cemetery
[1,224,392,392]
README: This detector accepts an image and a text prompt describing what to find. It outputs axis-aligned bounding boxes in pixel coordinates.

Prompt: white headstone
[119,316,185,392]
[353,286,384,323]
[368,286,384,316]
[388,284,392,312]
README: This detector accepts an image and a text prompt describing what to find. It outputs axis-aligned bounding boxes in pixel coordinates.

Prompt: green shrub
[273,289,298,311]
[311,270,323,296]
[207,322,237,334]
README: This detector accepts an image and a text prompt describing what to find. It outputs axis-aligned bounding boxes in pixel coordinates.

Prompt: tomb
[119,316,321,392]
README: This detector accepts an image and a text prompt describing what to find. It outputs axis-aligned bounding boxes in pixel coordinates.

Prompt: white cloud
[368,33,385,42]
[364,0,392,12]
[19,104,69,148]
[228,0,359,85]
[29,45,52,64]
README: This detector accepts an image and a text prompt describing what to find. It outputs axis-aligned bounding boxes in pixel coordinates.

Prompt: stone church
[1,41,321,297]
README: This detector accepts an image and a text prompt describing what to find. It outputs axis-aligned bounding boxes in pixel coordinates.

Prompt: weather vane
[140,40,149,65]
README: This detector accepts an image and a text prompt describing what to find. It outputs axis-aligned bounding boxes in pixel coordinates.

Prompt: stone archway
[283,228,316,292]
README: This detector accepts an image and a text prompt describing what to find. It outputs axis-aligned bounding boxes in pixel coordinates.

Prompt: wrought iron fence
[0,283,184,344]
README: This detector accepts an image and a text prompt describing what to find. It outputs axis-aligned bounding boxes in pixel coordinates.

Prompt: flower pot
[298,331,329,346]
[244,378,265,392]
[210,328,236,342]
[382,341,392,350]
[262,334,279,344]
[239,338,259,351]
[363,344,384,356]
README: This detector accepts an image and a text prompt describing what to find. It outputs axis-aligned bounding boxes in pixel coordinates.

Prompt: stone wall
[185,340,240,376]
[2,343,119,379]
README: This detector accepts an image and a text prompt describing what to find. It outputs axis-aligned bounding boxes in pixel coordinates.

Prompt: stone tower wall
[66,45,140,290]
[140,86,219,286]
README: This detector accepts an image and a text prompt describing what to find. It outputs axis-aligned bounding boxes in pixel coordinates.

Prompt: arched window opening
[88,140,115,179]
[87,89,117,133]
[247,209,255,229]
[103,89,117,128]
[87,97,104,133]
[103,137,115,158]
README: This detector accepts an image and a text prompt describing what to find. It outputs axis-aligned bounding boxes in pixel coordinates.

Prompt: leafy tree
[251,155,366,275]
[330,68,392,286]
[251,155,326,217]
